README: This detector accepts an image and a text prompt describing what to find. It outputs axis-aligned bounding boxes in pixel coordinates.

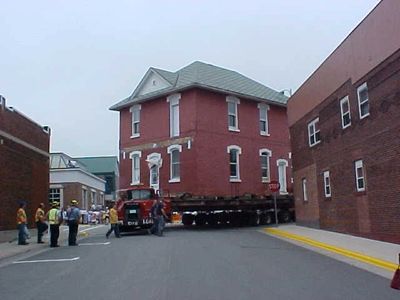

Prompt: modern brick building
[287,0,400,243]
[0,96,50,231]
[110,61,291,198]
[50,153,106,210]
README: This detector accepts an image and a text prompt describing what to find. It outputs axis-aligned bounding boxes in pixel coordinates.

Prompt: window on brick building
[340,96,351,129]
[308,117,321,147]
[130,151,142,185]
[259,149,272,182]
[323,171,331,197]
[226,96,240,131]
[302,178,308,201]
[167,144,182,182]
[355,160,366,192]
[357,83,369,119]
[167,94,180,137]
[48,188,61,203]
[227,145,241,182]
[258,103,269,135]
[130,104,141,138]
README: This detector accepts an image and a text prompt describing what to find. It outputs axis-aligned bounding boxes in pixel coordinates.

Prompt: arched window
[259,149,272,182]
[129,151,142,185]
[227,145,242,182]
[167,144,182,182]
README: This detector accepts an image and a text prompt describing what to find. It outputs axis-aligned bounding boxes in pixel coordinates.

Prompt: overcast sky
[1,0,380,157]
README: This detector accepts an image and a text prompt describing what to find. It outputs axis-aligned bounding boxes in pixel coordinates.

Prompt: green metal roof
[75,156,119,174]
[110,61,288,111]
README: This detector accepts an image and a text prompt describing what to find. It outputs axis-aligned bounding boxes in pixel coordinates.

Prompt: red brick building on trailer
[0,96,50,231]
[110,61,291,198]
[287,0,400,243]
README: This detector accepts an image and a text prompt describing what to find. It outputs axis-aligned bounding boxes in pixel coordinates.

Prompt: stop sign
[268,180,280,192]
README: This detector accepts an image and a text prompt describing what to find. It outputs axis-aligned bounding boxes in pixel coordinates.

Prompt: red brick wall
[0,105,50,230]
[118,88,292,197]
[290,49,400,243]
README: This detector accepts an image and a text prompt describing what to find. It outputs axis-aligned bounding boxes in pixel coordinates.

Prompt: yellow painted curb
[264,228,398,272]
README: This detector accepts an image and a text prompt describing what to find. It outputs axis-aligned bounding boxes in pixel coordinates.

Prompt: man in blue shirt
[67,200,80,246]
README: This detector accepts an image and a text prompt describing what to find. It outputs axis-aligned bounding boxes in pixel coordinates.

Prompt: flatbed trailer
[116,187,295,231]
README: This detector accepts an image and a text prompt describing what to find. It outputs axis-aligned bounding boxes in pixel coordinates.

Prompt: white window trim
[258,103,270,136]
[129,151,142,185]
[167,144,182,183]
[302,178,308,201]
[323,171,331,197]
[130,104,141,138]
[340,96,351,129]
[355,160,366,192]
[226,96,240,132]
[227,145,242,182]
[357,82,369,120]
[308,117,321,147]
[277,159,288,194]
[259,148,272,183]
[167,93,181,137]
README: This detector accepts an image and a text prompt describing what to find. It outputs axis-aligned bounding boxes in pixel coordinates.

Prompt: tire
[195,214,207,226]
[260,213,273,225]
[278,210,291,223]
[206,214,218,227]
[182,214,194,226]
[249,213,260,226]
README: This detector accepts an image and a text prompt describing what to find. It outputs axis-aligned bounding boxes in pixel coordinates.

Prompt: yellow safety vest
[48,208,59,225]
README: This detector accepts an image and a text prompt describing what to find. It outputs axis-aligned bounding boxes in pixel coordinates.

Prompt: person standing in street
[35,202,48,244]
[106,204,120,238]
[67,200,80,246]
[47,202,62,247]
[149,197,168,236]
[16,201,29,245]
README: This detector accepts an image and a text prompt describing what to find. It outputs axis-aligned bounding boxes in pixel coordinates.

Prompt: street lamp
[280,89,293,97]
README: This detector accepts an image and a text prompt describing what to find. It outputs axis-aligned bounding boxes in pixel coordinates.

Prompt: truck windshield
[127,189,152,200]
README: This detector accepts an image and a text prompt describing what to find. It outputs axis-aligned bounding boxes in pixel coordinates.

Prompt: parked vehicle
[116,186,294,232]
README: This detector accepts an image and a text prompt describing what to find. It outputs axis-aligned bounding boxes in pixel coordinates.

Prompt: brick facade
[289,38,400,242]
[0,100,50,231]
[118,88,292,197]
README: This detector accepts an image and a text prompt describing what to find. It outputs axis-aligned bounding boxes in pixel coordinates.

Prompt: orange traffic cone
[391,254,400,290]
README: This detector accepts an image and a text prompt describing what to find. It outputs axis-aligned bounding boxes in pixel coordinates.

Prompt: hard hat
[52,201,59,207]
[71,199,78,205]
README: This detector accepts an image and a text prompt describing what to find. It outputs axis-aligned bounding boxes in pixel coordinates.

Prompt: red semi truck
[116,186,295,232]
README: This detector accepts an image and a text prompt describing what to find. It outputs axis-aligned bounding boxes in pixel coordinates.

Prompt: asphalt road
[0,225,397,300]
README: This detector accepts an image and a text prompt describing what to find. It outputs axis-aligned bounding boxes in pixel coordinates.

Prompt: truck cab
[116,187,171,232]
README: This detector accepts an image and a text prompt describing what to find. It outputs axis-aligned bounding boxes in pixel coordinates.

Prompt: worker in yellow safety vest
[35,203,48,244]
[17,201,29,245]
[46,202,62,247]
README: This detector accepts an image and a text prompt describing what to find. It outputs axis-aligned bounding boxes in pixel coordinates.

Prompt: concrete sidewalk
[0,224,105,263]
[263,224,400,279]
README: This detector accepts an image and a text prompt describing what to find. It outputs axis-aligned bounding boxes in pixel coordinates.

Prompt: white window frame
[227,145,242,182]
[130,104,141,138]
[323,171,331,197]
[277,159,288,194]
[167,93,181,137]
[167,144,182,183]
[357,82,369,119]
[226,96,240,132]
[258,103,270,136]
[308,117,321,147]
[259,148,272,183]
[129,151,142,185]
[302,178,308,201]
[340,96,351,129]
[355,160,366,192]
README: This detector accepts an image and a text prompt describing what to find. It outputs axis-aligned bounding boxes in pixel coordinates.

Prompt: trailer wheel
[195,214,207,226]
[278,210,291,223]
[260,213,273,225]
[249,213,260,226]
[206,214,218,227]
[182,214,194,226]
